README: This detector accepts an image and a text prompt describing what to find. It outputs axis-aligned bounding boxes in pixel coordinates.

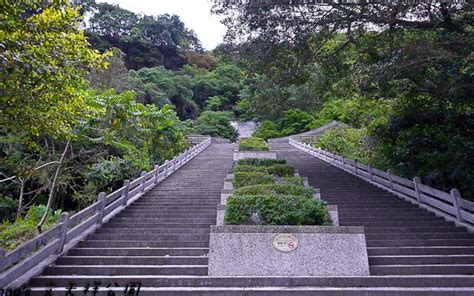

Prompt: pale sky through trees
[98,0,227,50]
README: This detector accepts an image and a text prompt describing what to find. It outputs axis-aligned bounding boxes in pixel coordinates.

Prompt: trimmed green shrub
[238,137,269,151]
[237,158,286,167]
[234,184,314,198]
[225,194,330,225]
[233,172,274,188]
[234,164,294,177]
[281,176,305,186]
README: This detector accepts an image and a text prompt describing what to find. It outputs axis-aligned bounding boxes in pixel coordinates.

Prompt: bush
[0,196,17,222]
[237,158,286,167]
[239,137,269,151]
[225,194,330,225]
[0,205,61,251]
[316,127,371,163]
[234,184,314,198]
[233,172,274,188]
[194,111,238,141]
[281,176,305,186]
[234,164,294,177]
[253,120,282,140]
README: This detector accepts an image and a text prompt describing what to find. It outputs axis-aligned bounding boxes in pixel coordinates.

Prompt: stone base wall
[233,151,277,161]
[208,225,370,276]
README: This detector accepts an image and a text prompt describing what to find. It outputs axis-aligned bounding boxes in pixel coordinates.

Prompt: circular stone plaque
[273,233,299,252]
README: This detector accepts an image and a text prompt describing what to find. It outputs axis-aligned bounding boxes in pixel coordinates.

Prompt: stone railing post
[450,188,462,222]
[387,169,394,190]
[56,212,69,254]
[154,165,159,183]
[354,158,358,175]
[413,177,423,204]
[122,180,130,206]
[164,160,169,176]
[342,157,346,169]
[368,164,373,181]
[140,171,146,192]
[97,192,106,225]
[0,249,6,272]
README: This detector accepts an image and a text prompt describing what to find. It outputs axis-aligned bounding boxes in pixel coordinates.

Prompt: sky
[98,0,227,50]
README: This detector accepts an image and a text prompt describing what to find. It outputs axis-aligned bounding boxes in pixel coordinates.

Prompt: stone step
[351,221,455,227]
[122,209,216,214]
[109,217,216,224]
[29,275,474,288]
[367,246,474,256]
[78,240,209,248]
[102,223,212,229]
[364,227,465,234]
[26,287,474,296]
[117,212,216,218]
[371,264,474,275]
[55,256,208,265]
[341,216,445,223]
[367,239,474,247]
[369,255,474,265]
[68,247,209,256]
[42,265,208,276]
[128,205,218,210]
[365,233,474,240]
[95,228,210,234]
[88,233,210,242]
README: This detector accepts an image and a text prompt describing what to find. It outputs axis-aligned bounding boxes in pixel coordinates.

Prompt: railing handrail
[0,136,212,287]
[289,136,473,232]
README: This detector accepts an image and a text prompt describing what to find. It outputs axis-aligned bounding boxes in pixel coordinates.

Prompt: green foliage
[252,121,283,140]
[238,137,269,151]
[236,158,286,166]
[0,0,108,141]
[316,127,372,164]
[194,111,238,141]
[233,164,294,177]
[0,196,17,222]
[234,184,314,198]
[205,96,224,111]
[86,3,201,70]
[233,172,275,188]
[225,194,330,225]
[282,176,305,186]
[0,205,61,251]
[253,109,315,140]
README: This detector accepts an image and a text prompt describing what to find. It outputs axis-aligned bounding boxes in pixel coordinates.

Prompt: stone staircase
[26,142,474,295]
[270,140,474,276]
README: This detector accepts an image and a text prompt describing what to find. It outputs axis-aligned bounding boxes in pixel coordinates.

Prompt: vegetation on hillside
[213,2,473,199]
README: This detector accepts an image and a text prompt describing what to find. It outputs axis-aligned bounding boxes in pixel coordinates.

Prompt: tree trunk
[37,139,71,233]
[16,179,24,219]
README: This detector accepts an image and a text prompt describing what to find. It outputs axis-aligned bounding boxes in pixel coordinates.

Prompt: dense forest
[0,0,244,249]
[0,0,472,249]
[213,1,473,200]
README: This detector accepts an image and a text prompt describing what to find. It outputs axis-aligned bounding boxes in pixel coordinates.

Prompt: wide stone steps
[25,140,474,294]
[25,287,474,295]
[29,275,474,288]
[271,141,474,284]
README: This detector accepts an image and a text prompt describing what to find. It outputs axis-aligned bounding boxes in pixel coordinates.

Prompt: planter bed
[233,137,277,161]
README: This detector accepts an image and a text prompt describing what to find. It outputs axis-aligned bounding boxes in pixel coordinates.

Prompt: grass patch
[233,172,274,188]
[238,137,269,151]
[237,158,286,167]
[0,205,62,251]
[233,164,294,177]
[234,184,314,198]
